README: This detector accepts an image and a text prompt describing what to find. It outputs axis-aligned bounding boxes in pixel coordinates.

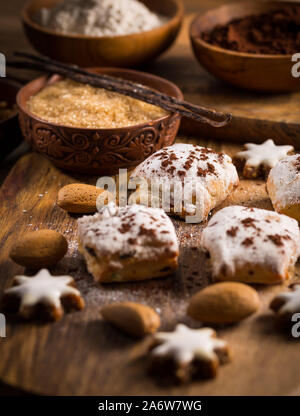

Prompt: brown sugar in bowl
[21,0,183,68]
[190,1,300,92]
[17,67,183,175]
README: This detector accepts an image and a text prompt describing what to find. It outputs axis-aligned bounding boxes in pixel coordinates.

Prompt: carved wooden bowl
[17,68,182,175]
[22,0,183,68]
[190,1,300,92]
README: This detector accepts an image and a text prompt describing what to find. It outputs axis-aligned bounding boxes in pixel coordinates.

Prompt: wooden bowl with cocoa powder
[22,0,183,68]
[190,1,300,92]
[17,67,182,175]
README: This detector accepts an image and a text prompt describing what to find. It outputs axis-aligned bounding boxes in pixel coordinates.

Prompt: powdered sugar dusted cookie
[1,269,84,321]
[149,324,230,382]
[270,285,300,319]
[267,154,300,222]
[201,206,300,284]
[130,143,239,223]
[77,203,179,283]
[233,139,294,178]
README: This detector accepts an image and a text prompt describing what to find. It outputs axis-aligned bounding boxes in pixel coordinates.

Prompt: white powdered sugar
[77,204,178,267]
[267,154,300,211]
[130,143,239,219]
[36,0,166,36]
[201,205,300,280]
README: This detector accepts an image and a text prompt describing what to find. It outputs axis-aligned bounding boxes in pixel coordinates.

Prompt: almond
[187,282,260,324]
[10,230,68,268]
[57,183,112,213]
[101,302,161,337]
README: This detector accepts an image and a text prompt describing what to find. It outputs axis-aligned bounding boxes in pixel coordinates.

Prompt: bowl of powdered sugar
[22,0,183,67]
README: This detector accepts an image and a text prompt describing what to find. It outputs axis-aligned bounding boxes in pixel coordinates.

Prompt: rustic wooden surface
[1,0,300,396]
[1,139,300,396]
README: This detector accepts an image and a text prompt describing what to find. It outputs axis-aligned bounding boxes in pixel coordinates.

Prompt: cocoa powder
[201,6,300,55]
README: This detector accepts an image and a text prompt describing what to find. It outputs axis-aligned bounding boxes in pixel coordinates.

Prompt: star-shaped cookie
[233,139,294,178]
[149,324,230,382]
[270,285,300,318]
[1,269,84,321]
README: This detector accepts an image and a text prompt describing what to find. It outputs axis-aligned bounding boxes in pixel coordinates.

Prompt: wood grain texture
[1,0,300,396]
[0,137,300,396]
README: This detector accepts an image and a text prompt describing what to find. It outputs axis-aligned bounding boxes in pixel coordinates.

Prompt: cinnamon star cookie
[149,324,230,382]
[233,139,294,178]
[1,269,84,321]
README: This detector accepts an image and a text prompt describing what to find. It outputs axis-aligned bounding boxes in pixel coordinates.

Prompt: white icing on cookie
[151,324,227,364]
[77,204,179,269]
[235,139,294,169]
[267,154,300,211]
[201,206,300,279]
[273,285,300,315]
[4,269,81,310]
[130,143,239,219]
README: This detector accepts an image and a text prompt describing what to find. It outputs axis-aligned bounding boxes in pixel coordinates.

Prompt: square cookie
[201,206,300,284]
[77,204,179,283]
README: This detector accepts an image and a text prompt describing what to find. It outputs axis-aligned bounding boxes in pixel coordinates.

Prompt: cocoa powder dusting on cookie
[227,226,239,237]
[207,163,216,175]
[128,238,137,245]
[139,225,155,237]
[167,166,176,175]
[242,237,254,247]
[199,154,209,161]
[118,223,131,234]
[183,159,193,171]
[197,167,207,177]
[294,156,300,172]
[161,159,170,168]
[241,217,257,228]
[267,234,284,246]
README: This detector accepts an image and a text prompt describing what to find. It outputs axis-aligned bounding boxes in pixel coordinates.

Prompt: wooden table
[1,0,300,396]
